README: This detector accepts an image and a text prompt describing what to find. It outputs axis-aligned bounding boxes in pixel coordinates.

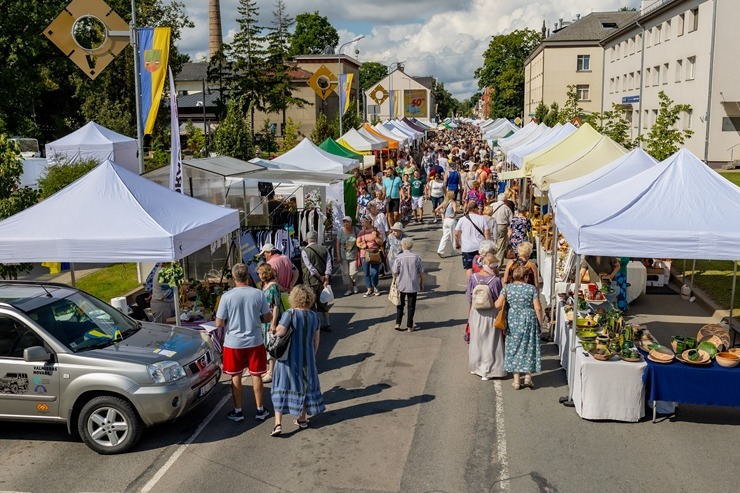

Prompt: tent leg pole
[560,253,579,408]
[69,263,76,287]
[173,259,182,327]
[730,261,737,346]
[690,259,696,289]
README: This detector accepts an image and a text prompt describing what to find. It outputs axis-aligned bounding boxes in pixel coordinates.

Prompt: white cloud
[178,0,641,99]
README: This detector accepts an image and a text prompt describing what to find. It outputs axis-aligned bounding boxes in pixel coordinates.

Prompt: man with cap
[301,231,333,331]
[260,243,299,293]
[336,215,360,295]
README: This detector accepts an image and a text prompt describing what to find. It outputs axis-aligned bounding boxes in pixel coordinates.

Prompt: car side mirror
[24,346,50,362]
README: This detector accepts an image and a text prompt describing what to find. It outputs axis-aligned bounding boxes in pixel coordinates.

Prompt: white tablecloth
[554,301,571,370]
[572,349,647,422]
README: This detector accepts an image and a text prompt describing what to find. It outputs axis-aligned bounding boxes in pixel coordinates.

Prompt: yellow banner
[404,90,427,117]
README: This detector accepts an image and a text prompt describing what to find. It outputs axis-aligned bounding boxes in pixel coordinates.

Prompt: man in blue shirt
[383,168,403,226]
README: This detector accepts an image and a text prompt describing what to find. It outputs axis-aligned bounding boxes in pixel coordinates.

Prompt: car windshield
[26,291,140,353]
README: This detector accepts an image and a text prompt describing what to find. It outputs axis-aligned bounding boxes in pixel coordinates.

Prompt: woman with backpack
[466,253,505,380]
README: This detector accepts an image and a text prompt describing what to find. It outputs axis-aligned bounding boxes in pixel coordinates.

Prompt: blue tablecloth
[642,356,740,408]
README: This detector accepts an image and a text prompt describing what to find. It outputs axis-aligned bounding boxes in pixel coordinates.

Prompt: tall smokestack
[209,0,223,59]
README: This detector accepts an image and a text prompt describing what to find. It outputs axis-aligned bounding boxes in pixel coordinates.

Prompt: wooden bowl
[715,352,740,368]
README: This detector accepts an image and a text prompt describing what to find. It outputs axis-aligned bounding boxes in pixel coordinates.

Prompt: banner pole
[131,0,145,174]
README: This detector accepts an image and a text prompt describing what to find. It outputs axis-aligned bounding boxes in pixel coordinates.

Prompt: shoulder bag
[494,288,508,330]
[464,213,486,238]
[266,309,294,360]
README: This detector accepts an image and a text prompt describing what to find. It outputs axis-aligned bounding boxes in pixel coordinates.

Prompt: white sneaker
[433,218,438,223]
[344,290,352,296]
[353,286,359,294]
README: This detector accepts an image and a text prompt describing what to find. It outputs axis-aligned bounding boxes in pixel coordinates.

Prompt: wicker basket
[697,324,731,351]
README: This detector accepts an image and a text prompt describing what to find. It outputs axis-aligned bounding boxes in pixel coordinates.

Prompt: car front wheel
[78,396,143,454]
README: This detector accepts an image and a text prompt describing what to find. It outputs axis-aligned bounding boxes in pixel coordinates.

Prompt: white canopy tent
[484,120,519,140]
[45,122,138,174]
[339,128,385,152]
[270,138,358,173]
[548,148,658,206]
[555,149,740,259]
[499,122,544,154]
[0,160,240,263]
[373,123,409,146]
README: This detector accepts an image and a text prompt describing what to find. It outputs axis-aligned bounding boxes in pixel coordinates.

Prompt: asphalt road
[1,217,738,493]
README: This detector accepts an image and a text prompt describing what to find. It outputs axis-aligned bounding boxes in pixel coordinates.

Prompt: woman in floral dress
[356,184,372,222]
[495,264,544,390]
[508,207,532,254]
[257,263,284,383]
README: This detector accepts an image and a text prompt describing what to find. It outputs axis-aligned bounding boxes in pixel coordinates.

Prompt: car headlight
[147,361,186,383]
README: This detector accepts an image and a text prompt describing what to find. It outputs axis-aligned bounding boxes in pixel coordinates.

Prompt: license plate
[199,376,218,397]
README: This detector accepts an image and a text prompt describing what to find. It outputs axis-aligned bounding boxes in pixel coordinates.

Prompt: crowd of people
[212,121,549,436]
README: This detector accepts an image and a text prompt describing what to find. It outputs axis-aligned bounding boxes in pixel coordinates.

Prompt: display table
[554,301,572,370]
[643,356,740,422]
[572,349,647,422]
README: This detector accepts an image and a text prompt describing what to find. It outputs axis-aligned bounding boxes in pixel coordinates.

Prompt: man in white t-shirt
[454,201,491,277]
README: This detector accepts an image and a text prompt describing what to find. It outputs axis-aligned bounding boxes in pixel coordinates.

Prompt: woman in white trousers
[435,191,457,258]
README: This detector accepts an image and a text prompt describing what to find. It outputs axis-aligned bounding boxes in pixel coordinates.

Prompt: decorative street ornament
[370,84,389,105]
[307,65,338,101]
[44,0,129,79]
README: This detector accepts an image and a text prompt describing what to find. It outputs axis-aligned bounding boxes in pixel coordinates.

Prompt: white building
[601,0,740,165]
[364,67,435,122]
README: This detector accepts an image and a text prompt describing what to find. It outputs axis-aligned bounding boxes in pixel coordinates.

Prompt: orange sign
[36,403,49,412]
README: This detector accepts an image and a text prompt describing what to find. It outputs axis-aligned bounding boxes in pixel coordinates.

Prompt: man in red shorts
[215,263,273,422]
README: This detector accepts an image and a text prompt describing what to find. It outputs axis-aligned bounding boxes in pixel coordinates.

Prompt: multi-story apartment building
[602,0,740,164]
[524,12,637,121]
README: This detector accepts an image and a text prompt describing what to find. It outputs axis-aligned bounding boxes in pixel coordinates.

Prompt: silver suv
[0,281,221,454]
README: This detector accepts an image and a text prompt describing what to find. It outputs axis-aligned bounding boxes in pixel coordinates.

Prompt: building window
[685,109,693,130]
[636,70,641,87]
[643,110,649,129]
[576,84,590,101]
[629,72,635,90]
[653,66,660,86]
[654,25,662,44]
[689,8,699,32]
[663,63,669,84]
[652,109,659,126]
[675,59,682,82]
[610,78,615,94]
[687,56,696,80]
[678,13,685,36]
[665,20,671,40]
[645,68,651,88]
[576,54,591,71]
[636,33,642,51]
[645,29,652,47]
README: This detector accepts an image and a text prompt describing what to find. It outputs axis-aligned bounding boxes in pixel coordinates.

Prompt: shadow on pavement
[322,382,392,405]
[311,393,436,428]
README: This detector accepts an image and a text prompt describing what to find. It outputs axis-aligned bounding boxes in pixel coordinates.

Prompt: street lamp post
[337,35,364,138]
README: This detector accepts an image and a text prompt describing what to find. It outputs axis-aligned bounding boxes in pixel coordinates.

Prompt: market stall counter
[643,356,740,422]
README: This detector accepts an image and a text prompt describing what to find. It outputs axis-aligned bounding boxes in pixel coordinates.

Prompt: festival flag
[388,89,395,118]
[168,67,183,193]
[338,73,354,116]
[138,27,171,134]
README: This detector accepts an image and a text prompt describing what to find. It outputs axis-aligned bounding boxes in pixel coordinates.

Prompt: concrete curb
[669,268,731,325]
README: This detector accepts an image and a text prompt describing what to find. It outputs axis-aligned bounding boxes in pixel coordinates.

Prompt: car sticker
[0,372,30,394]
[36,403,49,413]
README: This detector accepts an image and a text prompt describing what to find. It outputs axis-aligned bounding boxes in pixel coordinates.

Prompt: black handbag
[266,310,293,360]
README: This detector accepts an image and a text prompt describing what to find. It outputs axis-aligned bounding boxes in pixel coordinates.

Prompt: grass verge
[76,263,140,302]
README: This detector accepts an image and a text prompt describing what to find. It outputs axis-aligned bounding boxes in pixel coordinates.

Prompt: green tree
[433,79,458,119]
[534,101,549,123]
[38,159,98,199]
[264,0,306,129]
[475,29,541,118]
[637,91,693,160]
[0,134,38,279]
[359,62,389,91]
[279,117,299,153]
[289,11,339,56]
[259,120,278,154]
[542,102,560,127]
[226,0,268,133]
[310,113,335,143]
[585,103,635,148]
[213,97,253,160]
[559,85,583,124]
[184,121,206,158]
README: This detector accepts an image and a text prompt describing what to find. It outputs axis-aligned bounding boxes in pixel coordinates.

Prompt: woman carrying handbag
[356,215,383,297]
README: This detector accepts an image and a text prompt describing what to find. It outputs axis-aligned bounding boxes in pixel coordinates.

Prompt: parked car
[0,281,221,454]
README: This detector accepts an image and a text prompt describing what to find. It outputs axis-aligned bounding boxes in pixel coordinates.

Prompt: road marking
[492,380,511,493]
[140,392,231,493]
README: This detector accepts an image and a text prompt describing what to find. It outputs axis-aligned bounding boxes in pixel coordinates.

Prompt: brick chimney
[209,0,223,58]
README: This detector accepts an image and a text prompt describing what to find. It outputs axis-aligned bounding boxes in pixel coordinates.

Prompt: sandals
[512,381,521,390]
[523,377,534,389]
[294,419,309,429]
[270,424,282,436]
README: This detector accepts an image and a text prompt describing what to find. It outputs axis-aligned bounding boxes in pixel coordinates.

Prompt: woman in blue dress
[269,285,325,436]
[495,264,544,390]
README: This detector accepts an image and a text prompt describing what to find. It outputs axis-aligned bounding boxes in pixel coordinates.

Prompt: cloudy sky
[178,0,642,100]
